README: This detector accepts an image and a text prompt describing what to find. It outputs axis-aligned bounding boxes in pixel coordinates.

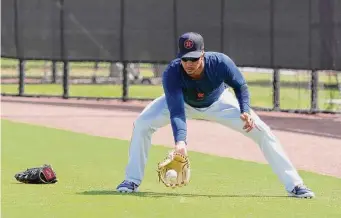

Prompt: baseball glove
[157,151,190,188]
[14,164,57,184]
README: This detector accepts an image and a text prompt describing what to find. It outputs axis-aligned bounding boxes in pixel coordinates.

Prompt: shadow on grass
[77,190,288,198]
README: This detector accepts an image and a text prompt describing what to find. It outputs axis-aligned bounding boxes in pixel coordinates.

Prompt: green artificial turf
[1,120,341,218]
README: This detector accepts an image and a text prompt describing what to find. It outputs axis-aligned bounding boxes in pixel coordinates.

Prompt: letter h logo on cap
[178,32,204,59]
[184,39,194,49]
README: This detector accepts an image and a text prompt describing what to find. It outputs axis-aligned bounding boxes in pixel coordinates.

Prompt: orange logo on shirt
[197,93,204,98]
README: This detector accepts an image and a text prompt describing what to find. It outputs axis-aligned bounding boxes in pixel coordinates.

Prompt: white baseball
[165,169,177,183]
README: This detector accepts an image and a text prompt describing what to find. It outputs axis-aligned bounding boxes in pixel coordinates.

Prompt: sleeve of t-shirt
[162,64,187,144]
[217,54,251,113]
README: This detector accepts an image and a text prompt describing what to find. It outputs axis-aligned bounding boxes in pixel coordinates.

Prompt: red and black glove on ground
[15,164,57,184]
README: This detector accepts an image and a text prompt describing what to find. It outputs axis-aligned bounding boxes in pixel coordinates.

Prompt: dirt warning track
[2,96,341,178]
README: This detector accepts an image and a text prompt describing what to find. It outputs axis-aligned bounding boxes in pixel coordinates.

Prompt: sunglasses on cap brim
[181,57,200,62]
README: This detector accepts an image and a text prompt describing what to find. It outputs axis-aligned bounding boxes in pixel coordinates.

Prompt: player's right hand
[240,112,255,133]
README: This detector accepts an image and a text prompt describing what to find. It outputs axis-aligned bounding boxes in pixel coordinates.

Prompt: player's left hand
[240,112,255,133]
[174,141,188,156]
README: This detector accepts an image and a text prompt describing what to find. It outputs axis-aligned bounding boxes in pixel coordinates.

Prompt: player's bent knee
[246,120,273,139]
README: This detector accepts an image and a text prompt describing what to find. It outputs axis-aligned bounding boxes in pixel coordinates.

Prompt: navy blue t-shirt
[162,52,250,143]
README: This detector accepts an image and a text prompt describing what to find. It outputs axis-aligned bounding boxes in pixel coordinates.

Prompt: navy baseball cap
[177,32,204,58]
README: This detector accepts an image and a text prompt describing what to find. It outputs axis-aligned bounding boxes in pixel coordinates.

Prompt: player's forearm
[233,83,251,113]
[165,94,187,143]
[162,77,187,143]
[170,116,187,143]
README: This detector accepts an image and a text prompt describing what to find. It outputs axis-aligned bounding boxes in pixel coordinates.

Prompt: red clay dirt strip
[1,96,341,178]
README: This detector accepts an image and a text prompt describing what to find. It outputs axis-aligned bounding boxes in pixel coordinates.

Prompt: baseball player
[116,32,315,198]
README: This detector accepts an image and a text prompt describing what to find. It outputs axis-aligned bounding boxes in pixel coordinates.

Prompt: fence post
[269,0,279,111]
[18,59,25,96]
[273,69,280,111]
[173,0,178,55]
[311,70,318,112]
[60,0,68,98]
[62,61,69,99]
[220,0,225,53]
[14,0,25,95]
[119,0,128,101]
[92,62,99,84]
[51,61,57,83]
[122,62,129,102]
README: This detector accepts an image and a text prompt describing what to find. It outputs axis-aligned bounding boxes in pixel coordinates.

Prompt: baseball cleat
[116,180,139,193]
[288,184,315,198]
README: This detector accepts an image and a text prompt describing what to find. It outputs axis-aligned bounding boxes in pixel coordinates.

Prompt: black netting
[273,0,310,69]
[1,0,341,70]
[1,0,16,57]
[123,0,175,62]
[223,0,271,67]
[17,0,60,59]
[64,0,121,61]
[177,0,222,53]
[310,0,341,70]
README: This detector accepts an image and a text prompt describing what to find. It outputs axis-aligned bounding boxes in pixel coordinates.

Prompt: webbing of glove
[15,164,58,184]
[157,151,190,188]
